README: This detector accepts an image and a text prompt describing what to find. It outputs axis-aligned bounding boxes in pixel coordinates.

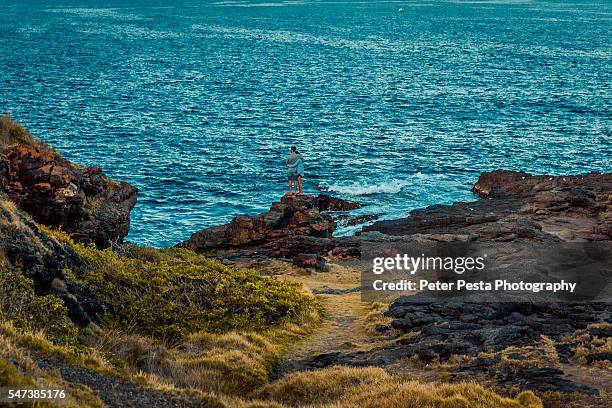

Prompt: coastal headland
[0,117,610,407]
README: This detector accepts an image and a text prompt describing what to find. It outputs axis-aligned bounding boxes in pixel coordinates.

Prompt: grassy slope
[0,118,543,407]
[0,226,542,407]
[0,114,37,147]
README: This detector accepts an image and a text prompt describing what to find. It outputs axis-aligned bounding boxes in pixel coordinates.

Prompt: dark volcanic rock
[0,197,105,326]
[293,253,326,270]
[383,299,610,355]
[0,144,137,247]
[181,193,360,256]
[499,367,598,394]
[366,170,612,242]
[295,299,610,394]
[315,194,361,212]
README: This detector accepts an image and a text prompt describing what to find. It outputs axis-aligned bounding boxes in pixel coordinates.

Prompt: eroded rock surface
[0,197,105,326]
[181,193,360,257]
[0,144,137,247]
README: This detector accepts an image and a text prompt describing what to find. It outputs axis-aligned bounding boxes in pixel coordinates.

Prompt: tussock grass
[89,323,315,397]
[0,113,36,147]
[363,301,396,337]
[0,321,109,373]
[257,366,542,408]
[0,321,105,407]
[497,337,561,370]
[562,323,612,369]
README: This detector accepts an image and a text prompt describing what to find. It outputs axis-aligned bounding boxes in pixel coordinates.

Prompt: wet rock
[0,144,137,247]
[315,194,361,212]
[347,214,380,226]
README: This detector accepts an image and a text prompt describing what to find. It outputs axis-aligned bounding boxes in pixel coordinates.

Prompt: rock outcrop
[0,144,137,247]
[188,171,610,264]
[181,194,360,258]
[365,170,611,242]
[0,197,105,326]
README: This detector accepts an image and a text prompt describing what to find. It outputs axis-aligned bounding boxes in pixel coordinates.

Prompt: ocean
[1,0,610,246]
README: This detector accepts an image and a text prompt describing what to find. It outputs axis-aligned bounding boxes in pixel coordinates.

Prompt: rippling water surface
[1,0,610,246]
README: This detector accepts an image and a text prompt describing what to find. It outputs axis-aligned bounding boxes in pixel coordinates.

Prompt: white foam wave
[320,178,416,196]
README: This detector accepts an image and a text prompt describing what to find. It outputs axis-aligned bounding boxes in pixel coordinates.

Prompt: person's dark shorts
[288,174,297,182]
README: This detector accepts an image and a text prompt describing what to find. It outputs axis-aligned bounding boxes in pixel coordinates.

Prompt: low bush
[46,229,320,343]
[0,264,79,346]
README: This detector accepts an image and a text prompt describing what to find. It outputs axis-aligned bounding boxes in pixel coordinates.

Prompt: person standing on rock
[286,146,304,195]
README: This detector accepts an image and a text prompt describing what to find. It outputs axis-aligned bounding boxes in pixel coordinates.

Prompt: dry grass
[0,113,36,147]
[0,321,105,407]
[0,321,109,373]
[256,366,542,408]
[363,301,396,337]
[563,323,612,370]
[496,337,561,370]
[98,323,542,407]
[87,323,314,397]
[0,318,549,408]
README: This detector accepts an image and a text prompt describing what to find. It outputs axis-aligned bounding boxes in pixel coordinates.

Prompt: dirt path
[271,261,393,378]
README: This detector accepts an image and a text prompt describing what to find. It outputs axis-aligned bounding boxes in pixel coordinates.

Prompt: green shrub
[48,231,319,343]
[0,266,79,346]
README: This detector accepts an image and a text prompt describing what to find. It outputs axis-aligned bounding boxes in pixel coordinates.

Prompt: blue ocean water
[1,0,610,247]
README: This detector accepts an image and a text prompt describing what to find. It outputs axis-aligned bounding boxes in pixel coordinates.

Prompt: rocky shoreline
[180,169,611,266]
[0,142,136,247]
[177,168,611,397]
[2,130,611,403]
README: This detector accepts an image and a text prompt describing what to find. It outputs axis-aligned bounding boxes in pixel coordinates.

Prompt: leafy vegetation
[0,267,79,346]
[47,229,320,343]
